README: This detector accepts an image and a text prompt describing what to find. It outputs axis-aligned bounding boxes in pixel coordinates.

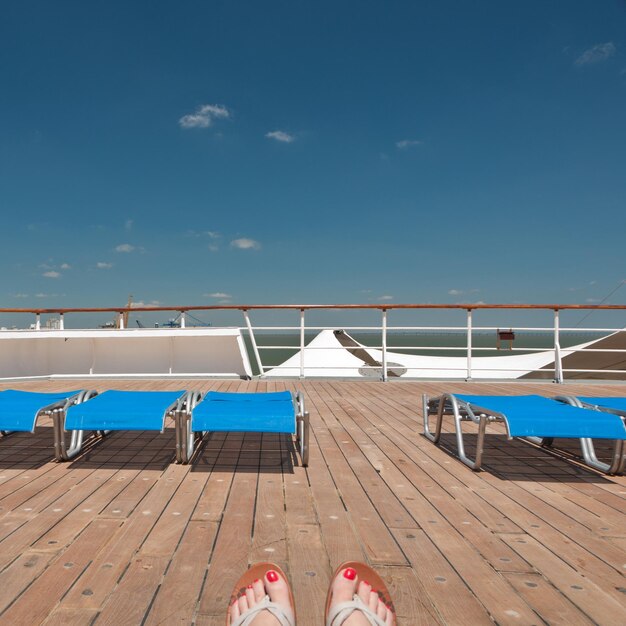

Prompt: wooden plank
[61,464,189,610]
[0,469,121,569]
[302,417,366,568]
[99,469,159,518]
[377,565,444,625]
[285,523,330,626]
[95,554,170,624]
[392,528,497,625]
[42,608,100,625]
[138,468,207,557]
[31,469,130,551]
[0,519,121,624]
[144,520,219,625]
[499,533,626,625]
[0,551,56,613]
[503,572,596,626]
[307,387,407,565]
[197,471,258,616]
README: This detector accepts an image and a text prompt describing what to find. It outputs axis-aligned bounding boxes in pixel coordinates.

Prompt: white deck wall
[0,328,252,379]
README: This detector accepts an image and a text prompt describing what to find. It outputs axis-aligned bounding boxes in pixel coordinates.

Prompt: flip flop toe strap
[231,594,295,626]
[327,593,388,626]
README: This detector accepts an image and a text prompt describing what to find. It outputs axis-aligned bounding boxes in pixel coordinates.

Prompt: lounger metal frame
[423,393,626,474]
[175,391,309,466]
[52,390,100,460]
[423,393,496,470]
[57,392,189,461]
[554,396,626,475]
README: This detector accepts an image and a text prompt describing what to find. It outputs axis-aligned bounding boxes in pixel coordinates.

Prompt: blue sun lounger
[423,394,626,473]
[176,390,309,466]
[0,390,83,433]
[555,396,626,475]
[61,390,188,461]
[0,390,95,460]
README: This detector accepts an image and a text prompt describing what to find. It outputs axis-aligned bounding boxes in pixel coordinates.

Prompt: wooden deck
[0,379,625,625]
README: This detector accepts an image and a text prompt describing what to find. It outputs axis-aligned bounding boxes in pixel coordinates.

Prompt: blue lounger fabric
[454,395,626,439]
[0,390,81,432]
[577,397,626,414]
[65,390,185,431]
[192,391,296,434]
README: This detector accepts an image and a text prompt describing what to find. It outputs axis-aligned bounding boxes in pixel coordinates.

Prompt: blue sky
[1,0,625,319]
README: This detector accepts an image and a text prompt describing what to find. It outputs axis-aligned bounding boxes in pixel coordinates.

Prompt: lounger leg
[554,395,626,475]
[294,392,309,467]
[424,394,487,470]
[450,399,486,471]
[298,411,310,467]
[52,409,88,461]
[422,394,443,443]
[52,390,100,461]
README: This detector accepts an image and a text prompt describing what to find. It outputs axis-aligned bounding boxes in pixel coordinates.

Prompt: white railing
[1,304,625,382]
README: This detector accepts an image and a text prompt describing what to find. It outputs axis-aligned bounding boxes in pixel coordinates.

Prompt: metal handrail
[1,303,625,382]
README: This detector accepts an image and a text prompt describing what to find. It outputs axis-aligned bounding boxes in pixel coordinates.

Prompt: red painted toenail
[253,579,261,583]
[267,570,279,583]
[363,580,370,586]
[247,584,253,589]
[343,568,357,580]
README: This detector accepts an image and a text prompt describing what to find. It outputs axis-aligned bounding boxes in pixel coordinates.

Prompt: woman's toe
[244,584,256,607]
[252,578,265,602]
[377,598,387,620]
[237,594,249,615]
[264,569,292,610]
[330,567,359,606]
[368,589,379,612]
[357,580,371,605]
[229,597,240,622]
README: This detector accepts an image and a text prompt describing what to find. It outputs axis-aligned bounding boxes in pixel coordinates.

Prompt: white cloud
[186,229,221,239]
[265,130,295,143]
[575,42,616,66]
[35,293,60,298]
[208,244,219,252]
[206,292,231,298]
[115,243,135,253]
[448,288,479,296]
[97,262,113,269]
[179,104,230,129]
[396,139,423,149]
[231,238,261,250]
[11,293,29,298]
[378,295,394,301]
[125,219,134,231]
[60,263,71,270]
[130,300,161,308]
[43,271,61,279]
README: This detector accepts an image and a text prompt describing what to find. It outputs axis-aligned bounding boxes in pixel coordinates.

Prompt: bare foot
[228,568,295,625]
[328,567,395,626]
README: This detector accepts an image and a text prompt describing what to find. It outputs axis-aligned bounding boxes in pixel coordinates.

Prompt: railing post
[299,308,305,379]
[554,309,563,383]
[118,312,125,329]
[466,309,473,380]
[381,309,388,382]
[35,313,41,330]
[243,309,264,377]
[180,311,186,328]
[59,313,64,330]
